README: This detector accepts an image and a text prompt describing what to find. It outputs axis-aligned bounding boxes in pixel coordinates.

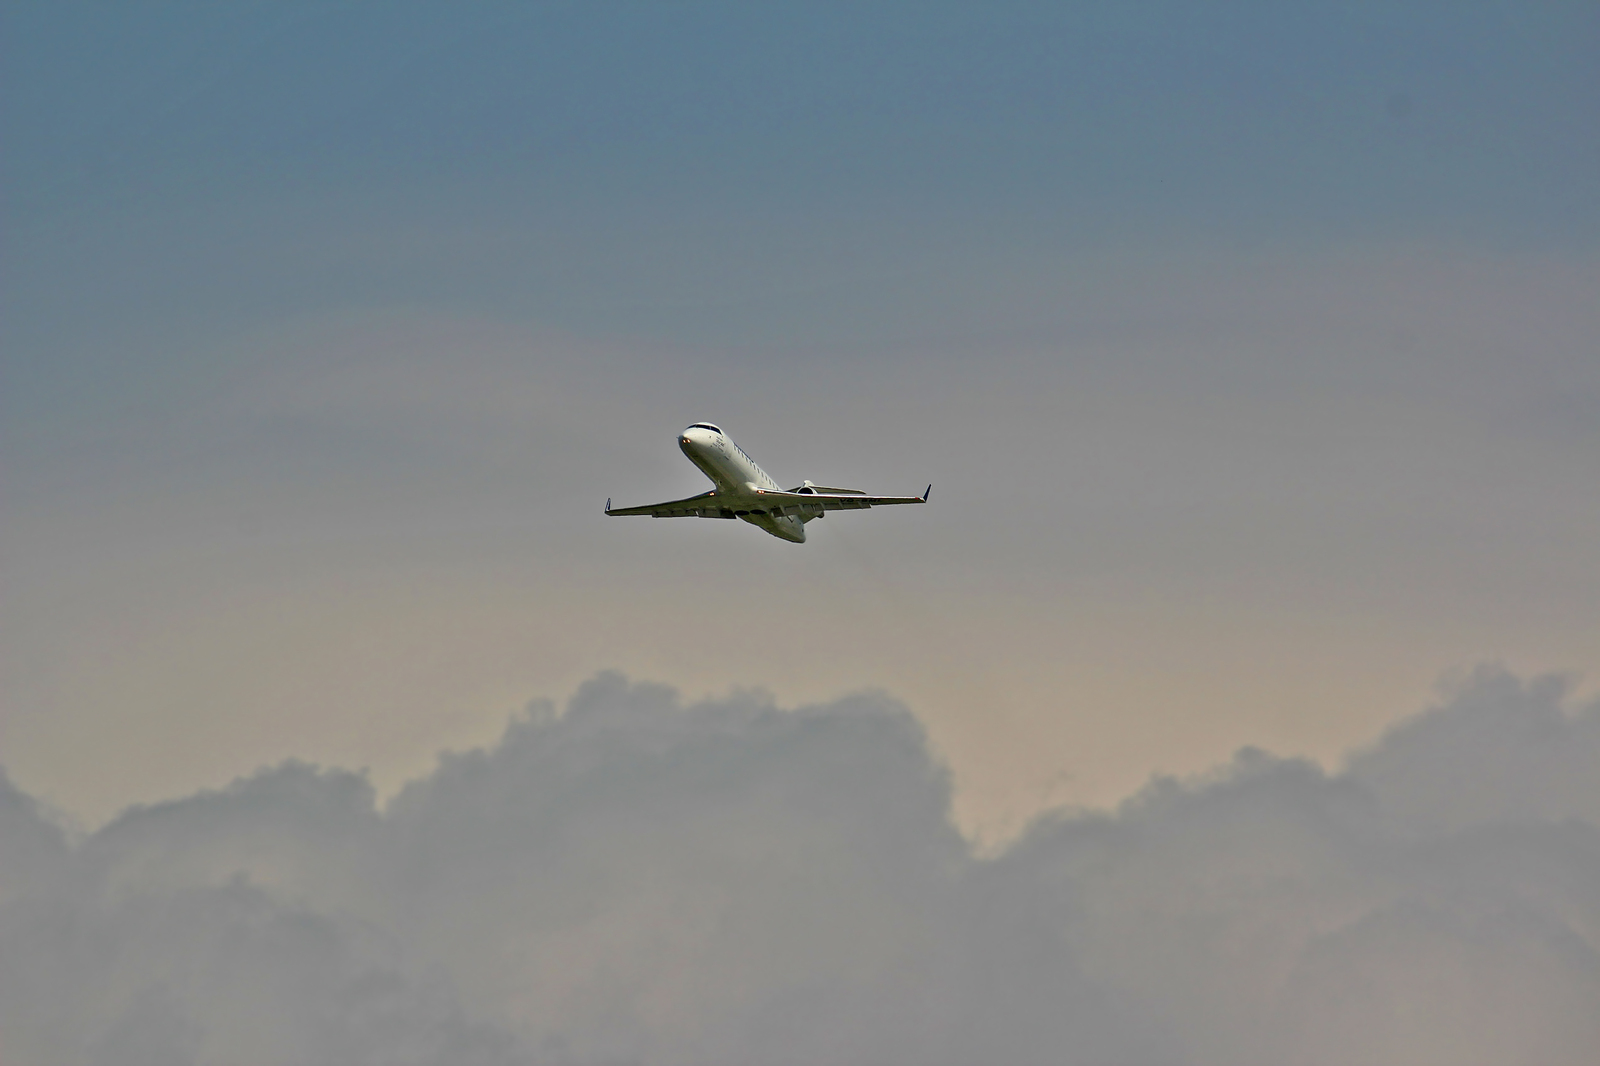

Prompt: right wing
[605,491,735,518]
[759,485,931,511]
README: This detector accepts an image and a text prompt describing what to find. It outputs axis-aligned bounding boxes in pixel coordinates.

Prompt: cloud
[1345,665,1600,833]
[3,669,1598,1065]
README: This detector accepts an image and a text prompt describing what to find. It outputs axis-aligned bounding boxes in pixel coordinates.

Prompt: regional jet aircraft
[606,423,929,543]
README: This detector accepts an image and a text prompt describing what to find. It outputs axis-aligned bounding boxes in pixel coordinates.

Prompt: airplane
[606,422,929,543]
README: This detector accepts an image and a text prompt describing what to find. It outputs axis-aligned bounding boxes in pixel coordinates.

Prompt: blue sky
[9,3,1594,231]
[7,3,1594,360]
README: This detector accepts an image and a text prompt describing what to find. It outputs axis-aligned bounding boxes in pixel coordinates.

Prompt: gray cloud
[3,669,1598,1065]
[1345,666,1600,834]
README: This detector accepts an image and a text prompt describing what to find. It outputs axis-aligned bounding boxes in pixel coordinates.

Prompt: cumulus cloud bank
[3,669,1598,1065]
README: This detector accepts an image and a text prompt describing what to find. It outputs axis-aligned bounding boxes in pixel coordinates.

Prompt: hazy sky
[4,2,1597,839]
[4,3,1600,1063]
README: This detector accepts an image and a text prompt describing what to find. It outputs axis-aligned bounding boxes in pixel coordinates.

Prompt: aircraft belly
[742,512,806,543]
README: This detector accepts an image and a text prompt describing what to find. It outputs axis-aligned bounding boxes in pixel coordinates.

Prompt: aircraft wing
[755,485,931,512]
[606,485,930,518]
[605,490,738,518]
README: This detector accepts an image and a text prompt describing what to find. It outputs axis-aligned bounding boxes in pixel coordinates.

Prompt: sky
[1,3,1598,1058]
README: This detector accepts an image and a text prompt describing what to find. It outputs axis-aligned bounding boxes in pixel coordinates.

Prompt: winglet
[923,484,932,502]
[605,498,612,514]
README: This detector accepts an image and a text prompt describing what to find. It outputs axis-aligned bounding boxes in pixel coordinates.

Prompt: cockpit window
[687,423,722,433]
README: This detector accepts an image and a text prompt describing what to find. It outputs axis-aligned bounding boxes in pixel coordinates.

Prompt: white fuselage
[679,424,809,543]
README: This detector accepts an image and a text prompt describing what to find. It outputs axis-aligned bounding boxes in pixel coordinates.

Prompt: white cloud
[3,668,1597,1065]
